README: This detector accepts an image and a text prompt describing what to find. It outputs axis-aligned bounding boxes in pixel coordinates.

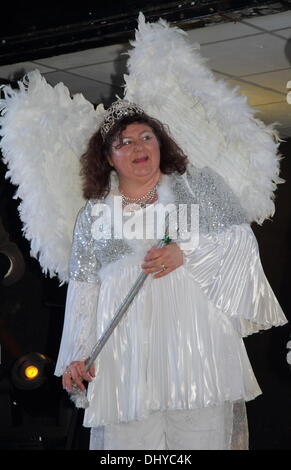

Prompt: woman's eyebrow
[122,129,153,138]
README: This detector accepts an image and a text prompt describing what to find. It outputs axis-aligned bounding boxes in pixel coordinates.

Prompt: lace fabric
[89,400,248,450]
[231,401,249,450]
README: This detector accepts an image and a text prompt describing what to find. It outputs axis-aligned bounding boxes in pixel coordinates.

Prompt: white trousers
[89,401,248,450]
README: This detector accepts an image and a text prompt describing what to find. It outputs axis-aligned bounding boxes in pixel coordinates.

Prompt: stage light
[11,352,54,390]
[24,365,39,380]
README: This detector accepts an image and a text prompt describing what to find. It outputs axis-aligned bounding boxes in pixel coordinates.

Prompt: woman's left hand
[141,242,183,278]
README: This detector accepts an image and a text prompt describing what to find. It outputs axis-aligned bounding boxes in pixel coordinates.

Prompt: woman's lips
[133,156,149,163]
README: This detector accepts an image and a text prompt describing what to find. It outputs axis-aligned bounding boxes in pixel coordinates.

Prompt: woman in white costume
[54,101,287,450]
[0,13,287,451]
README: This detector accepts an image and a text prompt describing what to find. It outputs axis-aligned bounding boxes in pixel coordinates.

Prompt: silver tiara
[100,100,145,139]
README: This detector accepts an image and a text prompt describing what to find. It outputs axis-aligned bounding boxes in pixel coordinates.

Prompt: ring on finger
[161,264,167,271]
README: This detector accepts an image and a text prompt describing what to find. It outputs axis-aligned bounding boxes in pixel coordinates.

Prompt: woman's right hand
[62,360,95,393]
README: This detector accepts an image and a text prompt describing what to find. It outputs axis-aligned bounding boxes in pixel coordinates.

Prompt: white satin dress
[54,165,287,449]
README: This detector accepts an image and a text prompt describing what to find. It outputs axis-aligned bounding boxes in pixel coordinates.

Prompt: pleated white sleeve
[54,280,100,376]
[54,204,101,376]
[181,223,287,337]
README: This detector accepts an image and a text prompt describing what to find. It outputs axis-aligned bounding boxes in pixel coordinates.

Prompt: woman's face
[107,122,161,185]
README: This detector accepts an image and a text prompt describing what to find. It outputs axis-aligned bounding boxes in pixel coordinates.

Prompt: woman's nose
[133,139,144,151]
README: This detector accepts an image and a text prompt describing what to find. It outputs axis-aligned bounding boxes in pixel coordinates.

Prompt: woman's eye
[142,134,152,141]
[122,139,132,145]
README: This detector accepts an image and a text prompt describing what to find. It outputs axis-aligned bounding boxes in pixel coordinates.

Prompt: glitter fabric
[68,201,102,283]
[68,164,247,282]
[175,165,247,234]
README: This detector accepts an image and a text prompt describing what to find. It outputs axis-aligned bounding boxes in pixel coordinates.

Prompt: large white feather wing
[124,13,283,224]
[0,70,103,283]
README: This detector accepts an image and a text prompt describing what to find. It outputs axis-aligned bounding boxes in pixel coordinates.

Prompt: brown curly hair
[80,113,188,200]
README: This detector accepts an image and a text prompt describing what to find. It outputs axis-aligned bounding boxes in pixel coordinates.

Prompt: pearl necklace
[119,184,157,208]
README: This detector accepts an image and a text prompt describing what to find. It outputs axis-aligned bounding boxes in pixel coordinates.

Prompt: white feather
[124,13,283,224]
[0,70,104,283]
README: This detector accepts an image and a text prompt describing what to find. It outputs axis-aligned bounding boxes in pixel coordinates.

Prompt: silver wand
[69,225,172,408]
